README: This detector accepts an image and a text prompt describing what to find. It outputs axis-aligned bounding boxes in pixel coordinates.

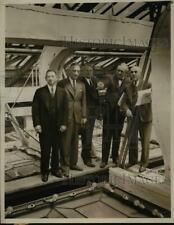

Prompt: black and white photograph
[1,0,173,223]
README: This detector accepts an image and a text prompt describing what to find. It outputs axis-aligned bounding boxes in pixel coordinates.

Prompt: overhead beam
[6,5,153,49]
[5,55,24,67]
[71,3,80,10]
[52,4,61,9]
[75,51,142,57]
[77,3,99,12]
[114,2,134,16]
[6,48,42,55]
[101,3,116,15]
[15,56,28,67]
[128,3,148,18]
[20,55,39,73]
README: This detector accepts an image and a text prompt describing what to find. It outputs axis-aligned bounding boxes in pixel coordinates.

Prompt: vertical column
[150,8,171,180]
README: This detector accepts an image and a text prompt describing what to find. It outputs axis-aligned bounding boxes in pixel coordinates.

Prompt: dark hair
[68,63,80,70]
[81,64,93,70]
[45,69,56,78]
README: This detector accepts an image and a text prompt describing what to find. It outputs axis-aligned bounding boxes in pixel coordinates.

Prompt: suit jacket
[106,75,137,110]
[78,76,99,116]
[32,85,68,132]
[119,81,138,112]
[58,78,87,124]
[120,80,152,123]
[138,82,152,123]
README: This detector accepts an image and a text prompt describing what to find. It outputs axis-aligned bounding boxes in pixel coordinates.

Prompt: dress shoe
[61,166,70,177]
[112,162,118,168]
[41,174,48,182]
[70,165,83,171]
[139,166,146,173]
[125,163,135,169]
[112,159,119,167]
[51,170,63,178]
[63,170,70,177]
[94,157,100,162]
[100,162,107,168]
[85,161,95,167]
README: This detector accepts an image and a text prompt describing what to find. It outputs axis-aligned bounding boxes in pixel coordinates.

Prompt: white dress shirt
[85,78,91,85]
[118,80,122,87]
[47,84,57,96]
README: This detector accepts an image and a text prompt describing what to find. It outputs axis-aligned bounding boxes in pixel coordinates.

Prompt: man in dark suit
[79,65,99,167]
[100,63,131,168]
[58,64,87,176]
[128,66,152,172]
[32,70,68,182]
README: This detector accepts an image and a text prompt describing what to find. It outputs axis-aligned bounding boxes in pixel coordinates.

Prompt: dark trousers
[129,116,152,166]
[81,113,96,163]
[39,128,60,175]
[61,116,79,168]
[102,105,125,164]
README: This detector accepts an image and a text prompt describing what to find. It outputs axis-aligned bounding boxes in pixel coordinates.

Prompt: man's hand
[60,125,67,132]
[35,125,42,133]
[81,118,87,125]
[126,109,133,118]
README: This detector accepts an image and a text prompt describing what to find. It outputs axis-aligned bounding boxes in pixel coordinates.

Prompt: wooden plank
[5,87,37,103]
[6,5,153,48]
[77,201,128,218]
[5,163,105,194]
[55,208,83,218]
[109,167,171,210]
[10,107,31,117]
[101,194,142,217]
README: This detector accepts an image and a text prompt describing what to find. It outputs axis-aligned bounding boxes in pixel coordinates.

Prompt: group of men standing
[100,63,152,172]
[32,62,152,182]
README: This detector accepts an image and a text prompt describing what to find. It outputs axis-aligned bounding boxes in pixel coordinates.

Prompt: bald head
[116,63,129,80]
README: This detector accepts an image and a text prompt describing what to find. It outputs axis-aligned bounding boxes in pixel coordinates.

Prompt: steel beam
[6,5,153,49]
[75,51,142,58]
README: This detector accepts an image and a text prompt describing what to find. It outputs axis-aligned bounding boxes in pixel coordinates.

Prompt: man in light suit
[79,64,99,167]
[128,66,152,172]
[58,64,87,176]
[32,70,68,182]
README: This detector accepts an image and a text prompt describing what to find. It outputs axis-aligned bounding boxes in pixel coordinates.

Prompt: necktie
[73,80,76,90]
[133,80,137,86]
[50,86,54,97]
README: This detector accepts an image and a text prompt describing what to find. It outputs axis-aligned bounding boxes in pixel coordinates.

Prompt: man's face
[130,67,140,82]
[45,71,57,86]
[68,65,80,80]
[116,66,126,80]
[83,66,93,79]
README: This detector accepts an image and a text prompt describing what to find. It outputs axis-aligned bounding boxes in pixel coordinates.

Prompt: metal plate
[76,201,128,218]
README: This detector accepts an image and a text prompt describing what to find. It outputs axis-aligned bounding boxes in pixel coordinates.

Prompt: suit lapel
[75,81,80,98]
[113,75,119,89]
[42,86,50,110]
[84,78,91,91]
[66,79,75,98]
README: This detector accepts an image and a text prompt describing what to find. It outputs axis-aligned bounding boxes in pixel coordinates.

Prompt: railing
[31,64,40,87]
